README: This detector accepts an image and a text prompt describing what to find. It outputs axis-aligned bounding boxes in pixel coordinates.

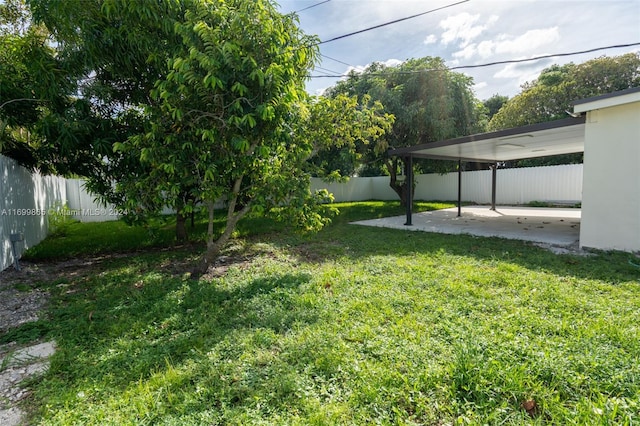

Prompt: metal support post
[405,155,413,226]
[10,233,24,271]
[457,159,462,217]
[491,163,497,211]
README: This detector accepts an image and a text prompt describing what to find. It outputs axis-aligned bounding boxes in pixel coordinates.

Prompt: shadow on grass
[23,200,638,289]
[284,202,638,285]
[13,202,639,423]
[40,265,316,403]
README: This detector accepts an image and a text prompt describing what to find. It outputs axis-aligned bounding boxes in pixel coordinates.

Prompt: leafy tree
[25,0,203,240]
[490,53,640,130]
[110,0,350,272]
[326,57,486,204]
[0,0,71,170]
[13,0,392,267]
[304,94,394,180]
[483,94,509,120]
[488,53,640,167]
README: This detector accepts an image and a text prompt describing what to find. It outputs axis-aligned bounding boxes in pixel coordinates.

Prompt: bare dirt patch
[0,263,61,425]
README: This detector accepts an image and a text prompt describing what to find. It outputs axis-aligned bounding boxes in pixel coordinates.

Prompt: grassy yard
[6,202,640,424]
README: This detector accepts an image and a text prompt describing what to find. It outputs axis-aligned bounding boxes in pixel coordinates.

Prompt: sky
[277,0,640,100]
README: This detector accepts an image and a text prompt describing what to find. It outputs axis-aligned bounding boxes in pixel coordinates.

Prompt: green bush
[47,202,77,237]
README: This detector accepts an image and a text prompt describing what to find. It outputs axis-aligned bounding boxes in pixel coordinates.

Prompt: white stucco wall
[580,101,640,251]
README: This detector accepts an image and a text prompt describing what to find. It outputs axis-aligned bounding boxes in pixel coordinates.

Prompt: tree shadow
[284,221,638,285]
[43,265,316,400]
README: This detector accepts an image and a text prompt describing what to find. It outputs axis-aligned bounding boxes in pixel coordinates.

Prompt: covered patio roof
[387,115,587,225]
[389,116,586,162]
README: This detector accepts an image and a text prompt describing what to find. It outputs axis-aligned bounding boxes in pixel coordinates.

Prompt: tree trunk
[176,211,188,242]
[386,157,412,207]
[175,197,188,242]
[194,176,252,276]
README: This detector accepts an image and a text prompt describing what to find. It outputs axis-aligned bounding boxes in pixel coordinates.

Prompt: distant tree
[483,94,509,120]
[304,94,394,180]
[490,53,640,130]
[488,53,640,167]
[0,0,72,170]
[326,57,486,205]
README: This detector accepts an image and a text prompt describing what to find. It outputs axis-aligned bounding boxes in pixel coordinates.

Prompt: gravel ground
[0,262,56,426]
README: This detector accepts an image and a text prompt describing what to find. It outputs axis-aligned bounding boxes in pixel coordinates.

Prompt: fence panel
[311,164,583,204]
[65,179,124,222]
[1,156,67,271]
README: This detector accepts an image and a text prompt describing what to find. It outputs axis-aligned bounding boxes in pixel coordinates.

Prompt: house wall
[580,101,640,252]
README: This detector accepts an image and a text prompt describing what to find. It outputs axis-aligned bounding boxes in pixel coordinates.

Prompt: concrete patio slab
[351,205,581,246]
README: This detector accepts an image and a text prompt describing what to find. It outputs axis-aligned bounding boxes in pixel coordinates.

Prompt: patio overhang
[388,116,586,163]
[388,116,587,225]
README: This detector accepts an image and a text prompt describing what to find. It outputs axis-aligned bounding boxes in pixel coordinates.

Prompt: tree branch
[0,98,45,110]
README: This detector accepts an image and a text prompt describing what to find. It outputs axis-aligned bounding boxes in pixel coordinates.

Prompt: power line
[307,42,640,78]
[318,0,470,46]
[315,65,344,75]
[449,43,640,71]
[295,0,331,14]
[321,54,354,68]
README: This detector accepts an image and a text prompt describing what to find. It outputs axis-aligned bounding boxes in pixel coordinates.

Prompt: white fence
[1,153,583,271]
[1,156,67,271]
[311,164,583,205]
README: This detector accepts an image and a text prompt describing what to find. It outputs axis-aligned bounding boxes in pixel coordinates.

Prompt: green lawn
[7,202,640,425]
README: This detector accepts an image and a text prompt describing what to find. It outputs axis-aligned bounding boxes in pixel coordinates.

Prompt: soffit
[389,117,586,162]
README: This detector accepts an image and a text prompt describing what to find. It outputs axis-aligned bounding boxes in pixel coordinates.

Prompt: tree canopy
[5,0,393,271]
[488,53,640,167]
[483,94,509,121]
[325,57,486,204]
[0,0,73,170]
[489,53,640,130]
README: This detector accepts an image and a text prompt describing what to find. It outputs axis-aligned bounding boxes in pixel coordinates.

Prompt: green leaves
[489,53,640,131]
[324,56,484,181]
[231,136,250,152]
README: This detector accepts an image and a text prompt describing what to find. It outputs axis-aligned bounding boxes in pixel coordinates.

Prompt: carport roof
[389,116,586,163]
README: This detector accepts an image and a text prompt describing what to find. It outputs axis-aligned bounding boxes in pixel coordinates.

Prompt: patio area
[351,205,581,247]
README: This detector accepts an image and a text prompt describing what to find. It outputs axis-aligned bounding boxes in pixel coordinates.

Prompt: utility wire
[449,43,640,70]
[295,0,331,14]
[317,0,470,46]
[321,53,354,67]
[315,65,344,75]
[308,42,640,78]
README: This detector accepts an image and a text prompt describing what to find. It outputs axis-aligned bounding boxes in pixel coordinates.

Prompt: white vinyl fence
[1,155,67,271]
[1,153,583,271]
[311,164,583,205]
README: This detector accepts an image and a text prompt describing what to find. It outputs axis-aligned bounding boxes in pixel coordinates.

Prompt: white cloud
[343,59,403,76]
[495,27,560,54]
[477,40,496,58]
[440,13,498,47]
[423,34,437,45]
[493,57,554,85]
[452,43,477,60]
[452,26,561,60]
[473,81,488,90]
[382,58,403,68]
